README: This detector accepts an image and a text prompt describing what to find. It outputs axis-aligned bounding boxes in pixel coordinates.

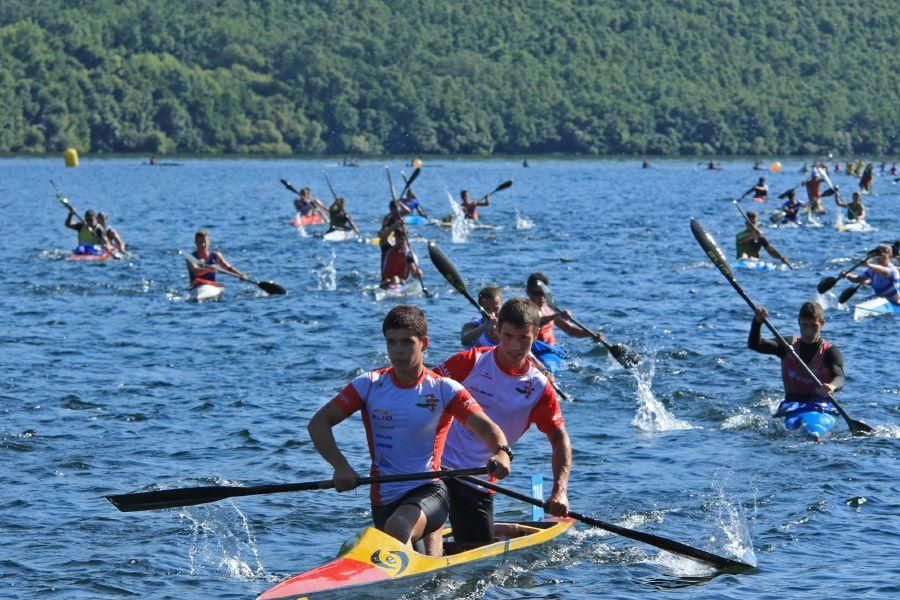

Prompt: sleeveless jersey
[434,347,563,471]
[863,264,900,301]
[781,338,833,398]
[382,246,413,281]
[329,367,482,505]
[190,250,218,285]
[77,225,101,244]
[536,303,557,344]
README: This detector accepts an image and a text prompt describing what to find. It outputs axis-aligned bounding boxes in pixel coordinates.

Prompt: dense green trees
[1,0,896,156]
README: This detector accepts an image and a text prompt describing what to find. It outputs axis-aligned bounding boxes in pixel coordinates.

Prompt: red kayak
[67,250,113,262]
[292,212,326,227]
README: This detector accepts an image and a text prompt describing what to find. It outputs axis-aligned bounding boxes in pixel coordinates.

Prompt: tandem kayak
[853,296,900,320]
[189,283,224,303]
[292,212,326,227]
[257,518,574,600]
[734,258,778,271]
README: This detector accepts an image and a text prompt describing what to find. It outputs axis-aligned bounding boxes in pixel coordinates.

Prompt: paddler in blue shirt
[779,190,805,224]
[65,208,109,255]
[845,244,900,305]
[460,286,503,348]
[398,189,429,219]
[748,302,845,436]
[186,230,247,289]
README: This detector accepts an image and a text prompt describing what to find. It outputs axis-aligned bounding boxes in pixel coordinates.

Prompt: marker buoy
[64,148,79,168]
[769,161,782,173]
[411,158,423,169]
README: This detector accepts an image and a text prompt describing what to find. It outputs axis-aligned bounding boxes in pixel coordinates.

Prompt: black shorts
[446,477,494,544]
[371,481,450,537]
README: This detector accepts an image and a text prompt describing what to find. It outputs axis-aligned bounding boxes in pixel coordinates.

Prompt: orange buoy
[769,161,782,173]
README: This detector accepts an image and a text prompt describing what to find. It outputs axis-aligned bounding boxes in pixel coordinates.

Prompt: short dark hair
[875,243,892,256]
[526,272,549,291]
[477,286,502,303]
[383,305,428,337]
[498,298,541,330]
[798,301,825,323]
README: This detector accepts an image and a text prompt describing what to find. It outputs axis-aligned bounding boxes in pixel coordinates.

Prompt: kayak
[853,296,900,320]
[189,283,224,303]
[372,279,423,301]
[292,212,326,227]
[403,215,429,226]
[775,400,837,440]
[67,250,113,262]
[437,220,501,230]
[257,518,574,600]
[837,220,873,233]
[734,258,777,271]
[531,339,568,374]
[323,229,358,242]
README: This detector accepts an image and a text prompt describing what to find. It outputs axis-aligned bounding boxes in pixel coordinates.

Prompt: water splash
[708,481,757,567]
[179,499,268,580]
[445,191,470,243]
[514,209,534,230]
[631,357,693,431]
[314,252,337,291]
[295,224,309,238]
[721,407,768,431]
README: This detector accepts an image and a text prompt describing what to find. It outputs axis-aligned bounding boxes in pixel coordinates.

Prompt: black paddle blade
[280,179,299,194]
[816,276,838,294]
[428,241,467,295]
[403,167,421,191]
[107,486,239,512]
[610,344,641,368]
[690,219,734,281]
[258,281,286,295]
[492,179,513,194]
[821,187,837,198]
[837,285,859,304]
[848,418,876,436]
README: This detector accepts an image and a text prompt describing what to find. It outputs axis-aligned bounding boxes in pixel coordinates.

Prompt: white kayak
[837,220,874,233]
[853,297,900,320]
[371,279,423,301]
[323,229,358,242]
[190,283,224,303]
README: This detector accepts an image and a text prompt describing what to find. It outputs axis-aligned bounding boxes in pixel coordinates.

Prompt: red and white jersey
[537,303,557,344]
[433,347,563,470]
[329,366,482,505]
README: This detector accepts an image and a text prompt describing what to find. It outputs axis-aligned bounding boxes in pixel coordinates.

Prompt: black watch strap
[496,444,514,461]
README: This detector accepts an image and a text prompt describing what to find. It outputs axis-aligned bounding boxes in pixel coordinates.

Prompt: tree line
[1,0,897,156]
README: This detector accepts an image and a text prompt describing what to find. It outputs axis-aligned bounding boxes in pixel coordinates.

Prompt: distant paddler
[736,210,788,263]
[460,286,503,348]
[307,306,511,556]
[845,244,900,306]
[327,197,360,235]
[186,230,247,291]
[433,298,571,549]
[459,189,490,220]
[65,207,111,256]
[748,302,846,439]
[778,190,805,224]
[397,188,429,220]
[740,177,768,202]
[380,228,422,289]
[834,190,867,224]
[859,163,874,193]
[293,187,329,223]
[804,171,826,215]
[96,212,126,253]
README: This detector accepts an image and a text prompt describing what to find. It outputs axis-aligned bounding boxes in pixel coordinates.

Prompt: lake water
[1,157,897,599]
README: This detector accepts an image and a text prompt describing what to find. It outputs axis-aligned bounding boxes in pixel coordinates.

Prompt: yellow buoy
[769,161,782,173]
[64,148,79,168]
[411,158,423,169]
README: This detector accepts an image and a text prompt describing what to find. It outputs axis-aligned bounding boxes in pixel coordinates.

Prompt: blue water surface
[1,157,897,599]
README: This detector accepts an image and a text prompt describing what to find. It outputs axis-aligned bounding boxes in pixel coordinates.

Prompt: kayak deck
[258,518,573,599]
[853,297,900,320]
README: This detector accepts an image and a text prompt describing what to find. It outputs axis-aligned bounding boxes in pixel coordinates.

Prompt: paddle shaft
[460,475,753,570]
[182,251,285,294]
[52,181,110,245]
[734,202,793,269]
[108,467,489,512]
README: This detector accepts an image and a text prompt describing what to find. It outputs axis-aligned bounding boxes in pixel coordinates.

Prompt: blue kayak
[775,400,837,439]
[403,215,428,225]
[531,339,568,374]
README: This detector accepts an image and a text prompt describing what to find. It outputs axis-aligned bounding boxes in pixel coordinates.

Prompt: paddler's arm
[308,402,360,491]
[64,208,79,230]
[544,426,571,517]
[748,307,784,356]
[460,318,495,347]
[861,260,891,277]
[461,411,511,479]
[819,346,845,396]
[213,252,248,280]
[553,311,604,342]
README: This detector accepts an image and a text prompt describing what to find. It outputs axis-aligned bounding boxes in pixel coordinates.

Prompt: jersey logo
[371,549,409,574]
[515,380,536,398]
[416,394,439,412]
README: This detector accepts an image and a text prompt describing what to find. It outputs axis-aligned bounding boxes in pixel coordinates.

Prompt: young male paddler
[434,298,571,547]
[307,305,511,557]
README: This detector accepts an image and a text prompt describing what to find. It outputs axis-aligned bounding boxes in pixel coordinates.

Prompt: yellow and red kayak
[258,518,573,599]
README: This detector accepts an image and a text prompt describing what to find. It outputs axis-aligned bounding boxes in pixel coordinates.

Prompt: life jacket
[537,304,557,345]
[191,250,218,286]
[77,224,102,244]
[780,338,833,398]
[382,246,412,281]
[329,205,350,229]
[736,229,762,259]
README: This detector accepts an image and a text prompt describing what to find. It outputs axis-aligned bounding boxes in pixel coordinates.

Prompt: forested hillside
[1,0,896,156]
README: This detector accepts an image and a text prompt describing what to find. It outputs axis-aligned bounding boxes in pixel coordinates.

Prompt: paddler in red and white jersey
[307,306,511,556]
[185,230,247,289]
[433,298,571,547]
[748,302,845,433]
[525,273,604,345]
[380,228,422,288]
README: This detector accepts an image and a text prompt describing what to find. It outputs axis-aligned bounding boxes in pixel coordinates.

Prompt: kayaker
[186,230,247,289]
[845,244,900,305]
[805,172,825,214]
[707,161,722,170]
[736,211,785,261]
[398,189,429,219]
[834,191,867,223]
[460,286,503,348]
[859,163,874,193]
[327,197,359,234]
[294,187,328,220]
[433,298,571,548]
[743,177,768,202]
[378,201,407,277]
[380,229,422,288]
[748,302,845,435]
[525,273,604,345]
[306,305,511,557]
[780,190,805,224]
[65,207,108,255]
[460,190,489,220]
[96,212,126,253]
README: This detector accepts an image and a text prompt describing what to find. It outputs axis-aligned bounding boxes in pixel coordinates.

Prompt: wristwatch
[496,444,514,462]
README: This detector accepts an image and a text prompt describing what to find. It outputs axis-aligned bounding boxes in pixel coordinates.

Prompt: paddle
[386,169,430,296]
[460,475,754,570]
[534,281,640,370]
[107,466,488,513]
[180,250,286,295]
[479,179,513,201]
[427,241,572,401]
[838,283,864,304]
[690,218,874,436]
[816,249,878,294]
[51,180,112,251]
[733,202,793,270]
[321,172,360,235]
